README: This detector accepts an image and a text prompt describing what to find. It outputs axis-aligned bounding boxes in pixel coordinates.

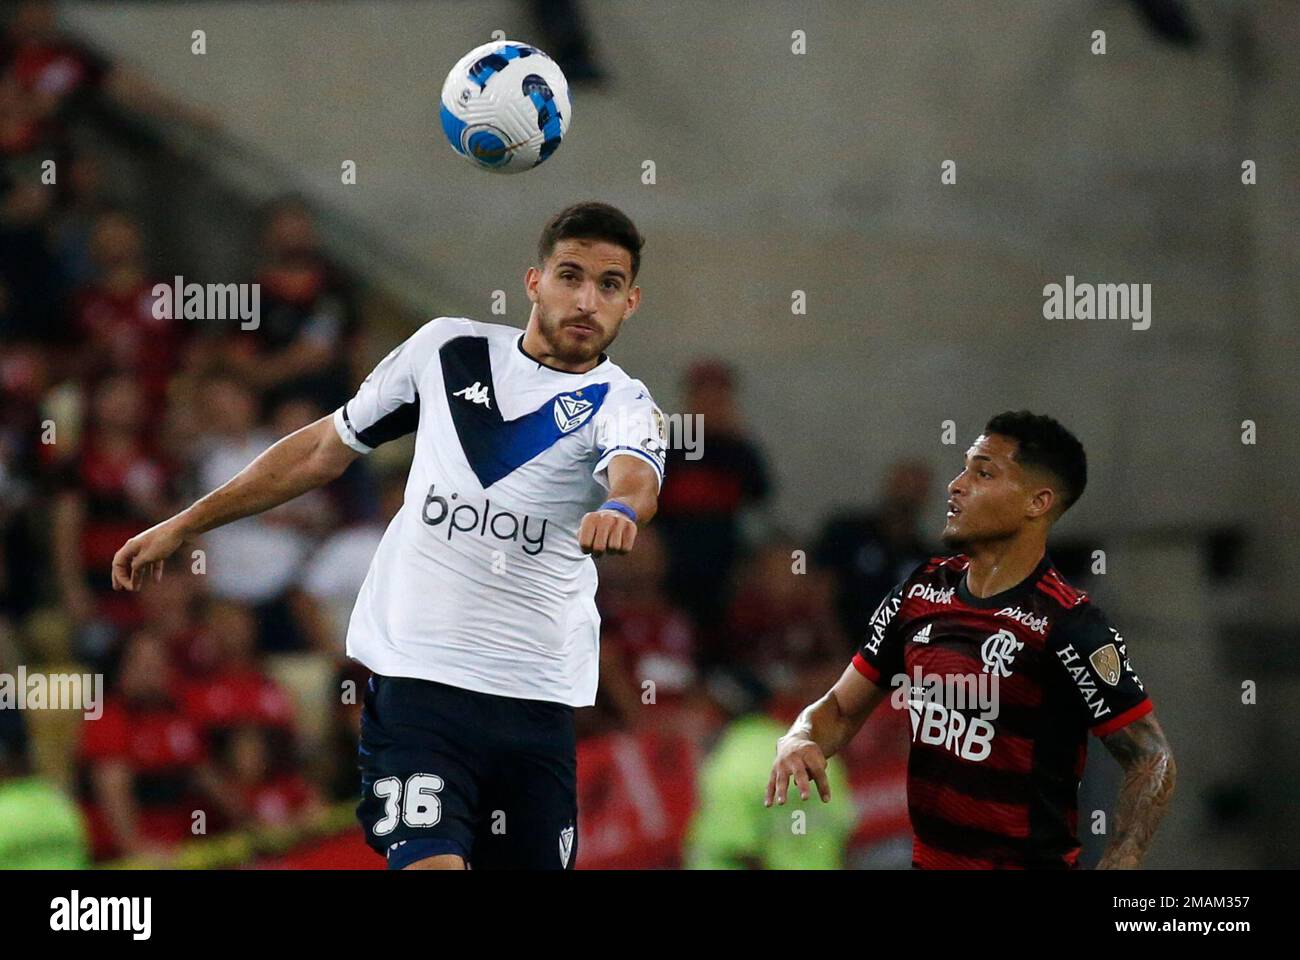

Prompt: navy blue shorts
[356,674,578,870]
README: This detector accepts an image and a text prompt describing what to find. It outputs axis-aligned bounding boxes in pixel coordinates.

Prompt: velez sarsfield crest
[553,392,595,433]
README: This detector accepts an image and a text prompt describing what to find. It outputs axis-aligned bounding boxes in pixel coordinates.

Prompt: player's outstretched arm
[767,664,887,806]
[1097,712,1176,869]
[578,455,659,558]
[110,414,360,592]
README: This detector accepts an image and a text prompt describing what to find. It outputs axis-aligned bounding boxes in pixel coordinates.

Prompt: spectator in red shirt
[79,629,236,861]
[182,599,297,738]
[0,1,216,161]
[223,724,322,831]
[722,537,848,696]
[70,209,190,409]
[51,375,178,643]
[0,1,109,159]
[135,567,206,677]
[593,526,699,735]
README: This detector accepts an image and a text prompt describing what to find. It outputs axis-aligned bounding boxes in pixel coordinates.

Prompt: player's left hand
[578,509,637,557]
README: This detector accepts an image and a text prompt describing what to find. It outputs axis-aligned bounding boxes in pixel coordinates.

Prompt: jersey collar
[956,553,1054,609]
[515,333,609,375]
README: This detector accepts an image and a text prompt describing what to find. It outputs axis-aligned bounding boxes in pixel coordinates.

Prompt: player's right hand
[577,508,637,558]
[766,735,832,806]
[111,519,186,592]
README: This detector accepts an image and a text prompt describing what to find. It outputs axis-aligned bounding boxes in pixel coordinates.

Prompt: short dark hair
[538,201,644,279]
[984,410,1087,513]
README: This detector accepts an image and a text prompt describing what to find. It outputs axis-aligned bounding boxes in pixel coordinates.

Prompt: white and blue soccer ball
[438,39,572,174]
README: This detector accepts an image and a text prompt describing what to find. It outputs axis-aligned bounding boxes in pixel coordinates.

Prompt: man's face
[941,433,1055,548]
[526,238,640,365]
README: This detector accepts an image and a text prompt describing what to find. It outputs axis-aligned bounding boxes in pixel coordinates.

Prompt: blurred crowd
[0,2,931,869]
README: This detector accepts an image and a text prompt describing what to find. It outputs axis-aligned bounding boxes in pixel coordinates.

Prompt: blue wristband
[598,500,638,524]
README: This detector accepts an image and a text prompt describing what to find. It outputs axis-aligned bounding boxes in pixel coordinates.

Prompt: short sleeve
[851,579,908,688]
[1050,604,1152,737]
[333,322,437,453]
[592,380,667,491]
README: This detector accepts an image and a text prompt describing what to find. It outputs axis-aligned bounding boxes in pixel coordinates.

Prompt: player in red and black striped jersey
[768,411,1176,869]
[848,553,1150,868]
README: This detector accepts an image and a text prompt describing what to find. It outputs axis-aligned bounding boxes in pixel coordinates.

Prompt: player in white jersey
[111,202,666,869]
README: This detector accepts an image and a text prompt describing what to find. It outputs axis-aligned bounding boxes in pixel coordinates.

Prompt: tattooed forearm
[1097,714,1176,869]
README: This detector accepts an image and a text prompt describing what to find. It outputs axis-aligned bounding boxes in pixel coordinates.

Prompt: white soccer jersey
[332,317,666,706]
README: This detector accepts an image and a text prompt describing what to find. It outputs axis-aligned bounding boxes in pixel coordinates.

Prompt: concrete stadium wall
[57,0,1300,868]
[60,0,1298,606]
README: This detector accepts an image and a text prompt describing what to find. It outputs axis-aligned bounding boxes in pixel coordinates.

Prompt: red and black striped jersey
[850,553,1152,869]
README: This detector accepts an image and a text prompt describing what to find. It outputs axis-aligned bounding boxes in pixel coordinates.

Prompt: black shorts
[356,673,578,870]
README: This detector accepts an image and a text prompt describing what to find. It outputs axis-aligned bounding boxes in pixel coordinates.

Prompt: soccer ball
[438,39,572,174]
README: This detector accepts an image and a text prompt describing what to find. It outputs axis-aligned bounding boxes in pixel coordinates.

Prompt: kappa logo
[553,392,595,433]
[981,629,1024,678]
[1089,643,1122,686]
[559,824,575,868]
[453,381,492,408]
[908,582,955,605]
[912,623,932,644]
